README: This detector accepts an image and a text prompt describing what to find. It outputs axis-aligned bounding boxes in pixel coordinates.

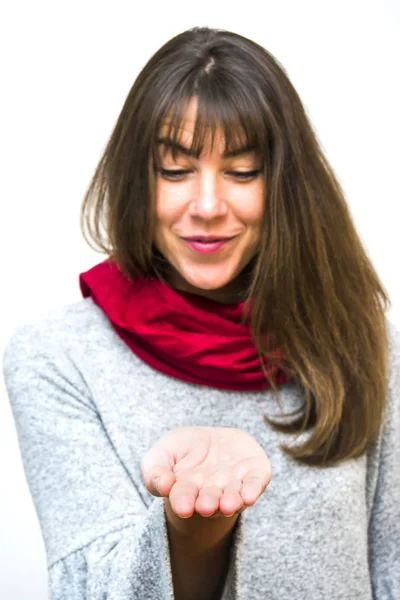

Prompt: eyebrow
[156,137,257,159]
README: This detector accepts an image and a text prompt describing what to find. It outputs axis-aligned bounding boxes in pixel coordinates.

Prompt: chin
[190,280,229,292]
[180,267,240,293]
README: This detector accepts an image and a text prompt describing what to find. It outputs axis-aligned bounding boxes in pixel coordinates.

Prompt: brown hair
[81,26,391,466]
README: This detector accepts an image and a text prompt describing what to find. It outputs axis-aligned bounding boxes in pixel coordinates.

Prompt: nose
[188,171,228,219]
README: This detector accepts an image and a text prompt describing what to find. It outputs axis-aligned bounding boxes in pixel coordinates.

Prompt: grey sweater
[2,298,400,599]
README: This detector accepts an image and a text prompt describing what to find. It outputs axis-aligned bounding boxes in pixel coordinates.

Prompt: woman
[3,26,399,600]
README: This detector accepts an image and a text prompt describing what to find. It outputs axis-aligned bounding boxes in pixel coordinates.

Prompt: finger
[195,485,223,517]
[169,479,199,518]
[141,464,176,497]
[220,479,245,516]
[154,470,177,497]
[241,468,271,505]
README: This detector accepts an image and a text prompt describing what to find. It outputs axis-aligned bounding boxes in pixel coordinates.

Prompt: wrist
[164,497,239,552]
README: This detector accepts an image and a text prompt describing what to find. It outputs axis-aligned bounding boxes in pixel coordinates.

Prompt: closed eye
[158,169,262,180]
[158,169,190,179]
[228,170,262,180]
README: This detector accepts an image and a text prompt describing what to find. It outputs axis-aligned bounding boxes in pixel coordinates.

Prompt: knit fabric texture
[3,298,400,599]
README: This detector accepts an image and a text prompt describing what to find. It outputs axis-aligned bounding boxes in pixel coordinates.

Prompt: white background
[1,1,399,598]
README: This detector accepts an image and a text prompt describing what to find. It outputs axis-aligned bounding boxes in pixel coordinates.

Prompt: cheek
[155,185,186,224]
[233,188,264,226]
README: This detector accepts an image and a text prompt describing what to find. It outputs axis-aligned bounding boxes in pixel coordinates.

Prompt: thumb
[140,454,176,497]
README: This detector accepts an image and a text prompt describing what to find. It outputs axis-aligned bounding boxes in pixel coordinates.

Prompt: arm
[2,323,175,599]
[368,320,400,599]
[165,498,239,600]
[2,321,243,599]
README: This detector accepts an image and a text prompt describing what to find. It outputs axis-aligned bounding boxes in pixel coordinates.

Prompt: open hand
[140,426,271,519]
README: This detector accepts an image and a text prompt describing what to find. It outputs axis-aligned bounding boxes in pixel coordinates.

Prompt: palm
[141,426,271,518]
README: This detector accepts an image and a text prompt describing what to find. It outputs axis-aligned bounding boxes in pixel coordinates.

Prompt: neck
[167,274,249,305]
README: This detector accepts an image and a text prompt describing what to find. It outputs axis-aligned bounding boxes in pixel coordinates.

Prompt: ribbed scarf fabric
[79,259,292,391]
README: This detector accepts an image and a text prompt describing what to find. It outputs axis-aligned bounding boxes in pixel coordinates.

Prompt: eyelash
[159,168,262,181]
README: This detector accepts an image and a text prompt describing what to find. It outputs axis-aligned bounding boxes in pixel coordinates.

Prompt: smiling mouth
[182,236,235,242]
[182,237,234,254]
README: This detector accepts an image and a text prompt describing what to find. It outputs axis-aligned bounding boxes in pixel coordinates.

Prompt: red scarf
[79,259,292,391]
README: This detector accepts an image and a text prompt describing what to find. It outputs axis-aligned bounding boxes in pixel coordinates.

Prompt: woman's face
[154,97,265,303]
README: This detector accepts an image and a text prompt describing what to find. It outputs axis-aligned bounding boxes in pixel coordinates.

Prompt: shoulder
[386,317,400,408]
[386,313,400,347]
[369,315,400,471]
[2,298,112,369]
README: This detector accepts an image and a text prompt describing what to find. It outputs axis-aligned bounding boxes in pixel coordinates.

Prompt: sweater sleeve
[2,322,242,600]
[368,321,400,600]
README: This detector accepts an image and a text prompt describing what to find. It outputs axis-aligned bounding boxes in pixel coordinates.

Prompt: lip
[182,238,234,254]
[182,236,235,242]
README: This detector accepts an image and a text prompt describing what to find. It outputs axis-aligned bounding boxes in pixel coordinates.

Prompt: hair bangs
[155,79,270,163]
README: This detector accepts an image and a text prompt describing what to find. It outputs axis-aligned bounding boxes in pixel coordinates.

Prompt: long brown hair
[81,26,391,466]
